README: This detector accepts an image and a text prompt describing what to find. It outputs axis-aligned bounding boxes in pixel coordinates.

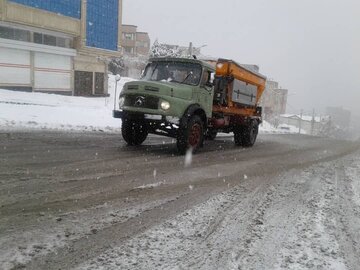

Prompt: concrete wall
[74,54,105,73]
[0,0,5,19]
[117,0,123,52]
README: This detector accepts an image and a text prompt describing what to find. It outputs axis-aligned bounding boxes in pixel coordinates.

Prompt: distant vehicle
[113,57,266,154]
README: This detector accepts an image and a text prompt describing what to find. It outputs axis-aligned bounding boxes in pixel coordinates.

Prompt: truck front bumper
[112,110,180,125]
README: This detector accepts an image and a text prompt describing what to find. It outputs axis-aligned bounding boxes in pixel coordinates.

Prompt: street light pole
[114,74,121,110]
[311,108,315,135]
[299,109,303,134]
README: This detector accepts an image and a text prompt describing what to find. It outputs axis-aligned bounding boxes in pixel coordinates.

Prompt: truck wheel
[122,119,148,146]
[177,115,204,154]
[205,130,218,140]
[241,121,259,147]
[233,126,243,146]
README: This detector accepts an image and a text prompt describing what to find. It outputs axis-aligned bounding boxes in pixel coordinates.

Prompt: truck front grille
[145,86,159,92]
[124,95,159,110]
[127,85,139,90]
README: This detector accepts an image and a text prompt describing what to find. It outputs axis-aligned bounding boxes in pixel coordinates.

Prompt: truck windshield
[142,61,202,86]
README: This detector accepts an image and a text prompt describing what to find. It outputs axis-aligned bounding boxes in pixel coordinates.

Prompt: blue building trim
[9,0,81,19]
[86,0,119,51]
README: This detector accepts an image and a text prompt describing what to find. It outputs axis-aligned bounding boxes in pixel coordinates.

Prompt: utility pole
[298,109,303,134]
[311,108,315,135]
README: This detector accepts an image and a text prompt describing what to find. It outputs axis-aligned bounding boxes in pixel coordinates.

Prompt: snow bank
[259,121,307,135]
[0,76,133,132]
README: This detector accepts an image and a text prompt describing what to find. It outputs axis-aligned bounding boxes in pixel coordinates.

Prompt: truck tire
[177,115,204,154]
[205,130,218,140]
[122,119,148,146]
[233,126,243,146]
[241,121,259,147]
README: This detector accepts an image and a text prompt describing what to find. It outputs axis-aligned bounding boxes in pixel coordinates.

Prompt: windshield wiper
[150,63,158,79]
[181,71,193,84]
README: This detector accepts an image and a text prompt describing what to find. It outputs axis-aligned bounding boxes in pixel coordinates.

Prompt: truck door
[198,69,214,117]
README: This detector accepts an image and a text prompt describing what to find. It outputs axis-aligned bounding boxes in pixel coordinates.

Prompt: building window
[44,34,57,46]
[136,41,149,48]
[0,26,13,39]
[123,33,135,40]
[33,32,73,48]
[124,47,134,54]
[0,26,30,42]
[1,27,73,49]
[57,37,66,48]
[14,28,30,42]
[34,32,43,44]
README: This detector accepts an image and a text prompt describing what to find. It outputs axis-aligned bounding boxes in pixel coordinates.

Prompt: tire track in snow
[270,164,347,270]
[333,156,360,270]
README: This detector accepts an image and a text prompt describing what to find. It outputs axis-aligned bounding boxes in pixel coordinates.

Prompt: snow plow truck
[113,57,266,154]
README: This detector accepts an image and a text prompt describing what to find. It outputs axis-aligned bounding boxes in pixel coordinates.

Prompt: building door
[95,72,104,95]
[74,71,93,96]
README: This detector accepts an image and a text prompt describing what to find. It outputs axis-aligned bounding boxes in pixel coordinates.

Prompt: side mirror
[210,72,215,84]
[205,82,214,88]
[115,74,121,82]
[204,72,215,88]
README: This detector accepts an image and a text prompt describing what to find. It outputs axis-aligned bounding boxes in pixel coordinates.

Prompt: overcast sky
[123,0,360,117]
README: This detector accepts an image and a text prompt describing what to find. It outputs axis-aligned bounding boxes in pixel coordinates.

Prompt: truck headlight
[160,100,170,111]
[119,96,125,108]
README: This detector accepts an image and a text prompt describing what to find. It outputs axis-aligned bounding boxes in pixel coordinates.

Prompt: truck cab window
[201,70,212,87]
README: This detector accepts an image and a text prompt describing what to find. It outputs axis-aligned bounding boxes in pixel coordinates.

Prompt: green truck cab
[113,57,215,153]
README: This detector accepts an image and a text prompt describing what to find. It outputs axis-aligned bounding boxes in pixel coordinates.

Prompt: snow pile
[259,120,278,133]
[132,182,165,190]
[260,120,307,134]
[0,76,133,132]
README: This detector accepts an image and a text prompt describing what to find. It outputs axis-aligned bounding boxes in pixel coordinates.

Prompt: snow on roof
[280,114,329,123]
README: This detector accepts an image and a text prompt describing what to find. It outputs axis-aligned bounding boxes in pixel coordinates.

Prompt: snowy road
[0,131,359,269]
